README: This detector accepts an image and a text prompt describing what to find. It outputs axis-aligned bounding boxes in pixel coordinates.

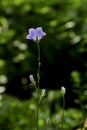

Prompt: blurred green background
[0,0,87,129]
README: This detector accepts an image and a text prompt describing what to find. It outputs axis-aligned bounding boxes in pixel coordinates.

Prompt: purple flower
[26,27,46,41]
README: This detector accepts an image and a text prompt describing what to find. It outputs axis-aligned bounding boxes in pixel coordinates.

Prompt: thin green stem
[37,103,39,130]
[60,94,65,129]
[36,41,41,130]
[37,42,40,89]
[55,95,65,130]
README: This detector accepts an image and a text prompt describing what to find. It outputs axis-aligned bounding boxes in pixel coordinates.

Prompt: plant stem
[36,41,40,130]
[60,94,65,129]
[37,42,40,90]
[37,103,39,130]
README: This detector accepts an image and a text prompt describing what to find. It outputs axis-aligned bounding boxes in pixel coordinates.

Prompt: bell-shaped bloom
[26,27,46,41]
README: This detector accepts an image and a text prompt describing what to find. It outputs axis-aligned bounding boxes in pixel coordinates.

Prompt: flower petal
[27,28,37,40]
[26,34,32,39]
[36,27,46,40]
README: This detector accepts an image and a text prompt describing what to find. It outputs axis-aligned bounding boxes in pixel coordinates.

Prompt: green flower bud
[29,75,34,83]
[61,86,66,95]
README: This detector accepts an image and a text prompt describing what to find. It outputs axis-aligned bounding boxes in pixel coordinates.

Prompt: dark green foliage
[0,93,84,130]
[0,94,37,130]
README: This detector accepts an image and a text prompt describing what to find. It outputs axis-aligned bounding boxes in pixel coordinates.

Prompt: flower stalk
[36,41,41,130]
[26,27,46,130]
[60,87,66,129]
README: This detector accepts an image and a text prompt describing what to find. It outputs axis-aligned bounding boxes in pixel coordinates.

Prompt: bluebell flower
[26,27,46,41]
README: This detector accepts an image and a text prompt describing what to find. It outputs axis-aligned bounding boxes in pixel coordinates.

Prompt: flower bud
[29,75,34,83]
[46,117,50,125]
[41,89,45,97]
[55,114,60,124]
[61,86,66,95]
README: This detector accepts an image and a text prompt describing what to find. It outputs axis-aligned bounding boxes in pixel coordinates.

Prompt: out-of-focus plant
[26,27,46,130]
[26,26,66,130]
